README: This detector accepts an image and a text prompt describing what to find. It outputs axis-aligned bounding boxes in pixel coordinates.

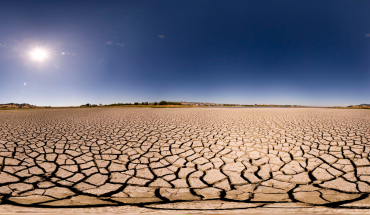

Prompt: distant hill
[0,103,36,109]
[347,104,370,108]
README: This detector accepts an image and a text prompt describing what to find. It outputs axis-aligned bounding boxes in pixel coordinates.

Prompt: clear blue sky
[0,0,369,106]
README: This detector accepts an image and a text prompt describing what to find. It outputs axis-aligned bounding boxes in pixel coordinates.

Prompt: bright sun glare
[30,49,48,61]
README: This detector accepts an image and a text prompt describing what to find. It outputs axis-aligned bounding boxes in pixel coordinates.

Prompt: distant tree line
[80,101,182,107]
[105,103,134,106]
[80,103,98,107]
[157,101,182,105]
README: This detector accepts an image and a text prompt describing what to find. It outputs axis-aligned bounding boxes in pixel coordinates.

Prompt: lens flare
[30,49,48,61]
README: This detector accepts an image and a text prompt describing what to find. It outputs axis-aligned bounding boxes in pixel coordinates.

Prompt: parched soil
[0,108,369,210]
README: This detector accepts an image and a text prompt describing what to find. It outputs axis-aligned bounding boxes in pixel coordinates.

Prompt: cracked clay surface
[0,108,369,210]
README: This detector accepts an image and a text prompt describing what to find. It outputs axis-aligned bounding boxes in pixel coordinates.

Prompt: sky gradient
[0,0,369,106]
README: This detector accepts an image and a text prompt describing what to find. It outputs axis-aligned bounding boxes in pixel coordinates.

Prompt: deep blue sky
[0,0,369,106]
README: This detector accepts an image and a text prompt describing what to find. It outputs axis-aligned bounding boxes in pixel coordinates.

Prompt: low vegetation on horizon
[80,101,183,108]
[0,103,36,110]
[1,102,369,110]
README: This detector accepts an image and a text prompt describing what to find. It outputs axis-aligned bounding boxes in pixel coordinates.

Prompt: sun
[30,49,48,61]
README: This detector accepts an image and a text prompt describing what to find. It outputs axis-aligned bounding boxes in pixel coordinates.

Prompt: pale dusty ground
[1,204,370,215]
[0,108,369,214]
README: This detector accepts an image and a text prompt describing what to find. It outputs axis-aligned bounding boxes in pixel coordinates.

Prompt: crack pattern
[0,108,369,209]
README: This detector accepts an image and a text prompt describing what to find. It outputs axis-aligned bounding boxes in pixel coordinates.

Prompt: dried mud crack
[0,108,369,210]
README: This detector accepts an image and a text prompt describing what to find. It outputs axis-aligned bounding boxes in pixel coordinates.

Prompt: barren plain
[0,108,369,213]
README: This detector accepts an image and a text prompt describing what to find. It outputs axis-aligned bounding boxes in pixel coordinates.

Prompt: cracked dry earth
[0,108,369,212]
